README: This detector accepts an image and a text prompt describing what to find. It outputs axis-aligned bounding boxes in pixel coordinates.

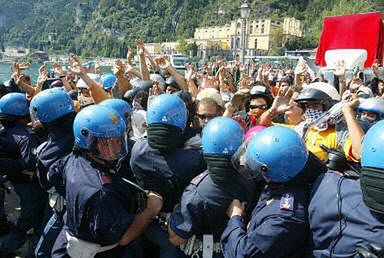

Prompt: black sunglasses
[249,104,268,110]
[197,113,217,120]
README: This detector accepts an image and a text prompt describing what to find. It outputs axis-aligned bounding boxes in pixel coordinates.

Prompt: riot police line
[0,54,383,258]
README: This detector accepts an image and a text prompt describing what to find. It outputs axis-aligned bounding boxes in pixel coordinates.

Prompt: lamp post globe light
[240,1,250,64]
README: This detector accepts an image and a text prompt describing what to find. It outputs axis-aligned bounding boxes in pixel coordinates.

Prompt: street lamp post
[240,1,250,65]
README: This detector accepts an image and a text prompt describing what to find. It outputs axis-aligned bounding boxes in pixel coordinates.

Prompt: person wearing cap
[260,82,358,162]
[165,76,181,94]
[224,85,273,130]
[196,98,223,129]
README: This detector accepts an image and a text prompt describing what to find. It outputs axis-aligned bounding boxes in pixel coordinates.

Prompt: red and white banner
[315,12,384,68]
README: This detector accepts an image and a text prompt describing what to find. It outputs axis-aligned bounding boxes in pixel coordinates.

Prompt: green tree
[176,37,195,55]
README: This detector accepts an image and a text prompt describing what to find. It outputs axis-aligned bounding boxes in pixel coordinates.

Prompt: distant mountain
[0,0,380,57]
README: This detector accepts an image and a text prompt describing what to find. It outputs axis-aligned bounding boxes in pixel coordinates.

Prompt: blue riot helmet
[361,120,384,169]
[0,93,29,120]
[357,98,384,122]
[73,105,127,161]
[361,120,384,213]
[246,126,308,183]
[29,88,75,124]
[101,73,117,90]
[202,117,243,156]
[202,117,244,184]
[99,98,132,128]
[146,94,187,151]
[147,94,187,129]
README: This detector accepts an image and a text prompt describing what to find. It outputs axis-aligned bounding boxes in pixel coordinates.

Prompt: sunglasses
[197,113,217,120]
[249,104,268,110]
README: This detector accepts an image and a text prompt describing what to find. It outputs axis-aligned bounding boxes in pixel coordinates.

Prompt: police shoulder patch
[99,173,112,185]
[280,193,294,211]
[191,172,208,185]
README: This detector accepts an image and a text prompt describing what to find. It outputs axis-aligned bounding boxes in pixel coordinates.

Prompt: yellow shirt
[275,123,354,162]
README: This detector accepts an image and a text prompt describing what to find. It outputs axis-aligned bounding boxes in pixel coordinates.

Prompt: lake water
[0,62,113,85]
[0,62,42,84]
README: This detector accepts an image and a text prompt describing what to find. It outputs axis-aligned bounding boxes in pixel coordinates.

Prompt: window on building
[236,37,240,49]
[254,39,258,49]
[256,25,259,29]
[231,38,234,49]
[250,25,254,34]
[261,28,264,34]
[237,22,241,28]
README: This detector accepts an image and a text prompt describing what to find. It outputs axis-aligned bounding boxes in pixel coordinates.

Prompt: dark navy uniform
[130,138,206,212]
[221,185,309,258]
[170,171,257,257]
[130,138,206,258]
[308,171,384,258]
[36,128,74,190]
[0,121,46,253]
[34,127,74,257]
[50,153,136,258]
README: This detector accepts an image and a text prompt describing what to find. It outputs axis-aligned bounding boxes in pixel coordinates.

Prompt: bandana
[295,109,324,137]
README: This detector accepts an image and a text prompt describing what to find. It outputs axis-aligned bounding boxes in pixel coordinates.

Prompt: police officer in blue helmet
[168,117,256,258]
[50,105,163,258]
[0,93,46,256]
[222,126,326,258]
[99,98,138,182]
[308,120,384,258]
[130,94,205,258]
[357,98,384,124]
[29,88,76,258]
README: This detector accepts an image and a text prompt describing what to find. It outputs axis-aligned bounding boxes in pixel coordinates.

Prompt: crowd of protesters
[0,37,383,258]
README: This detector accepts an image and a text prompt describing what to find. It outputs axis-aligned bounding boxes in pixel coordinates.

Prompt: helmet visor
[231,142,261,179]
[93,134,127,161]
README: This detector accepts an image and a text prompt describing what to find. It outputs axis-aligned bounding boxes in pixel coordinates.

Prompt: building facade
[145,17,303,61]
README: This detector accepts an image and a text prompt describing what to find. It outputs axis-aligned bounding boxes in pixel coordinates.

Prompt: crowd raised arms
[1,14,384,258]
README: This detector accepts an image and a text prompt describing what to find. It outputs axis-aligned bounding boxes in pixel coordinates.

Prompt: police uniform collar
[83,152,117,171]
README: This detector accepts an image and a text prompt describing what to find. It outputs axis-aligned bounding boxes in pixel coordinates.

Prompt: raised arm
[70,53,109,103]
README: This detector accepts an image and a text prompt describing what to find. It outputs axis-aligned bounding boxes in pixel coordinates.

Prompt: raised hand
[271,86,294,114]
[127,47,132,60]
[38,62,47,76]
[69,53,86,75]
[155,56,171,70]
[37,73,48,88]
[112,60,125,78]
[230,88,250,109]
[185,64,195,81]
[294,60,307,75]
[53,62,67,77]
[135,39,145,56]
